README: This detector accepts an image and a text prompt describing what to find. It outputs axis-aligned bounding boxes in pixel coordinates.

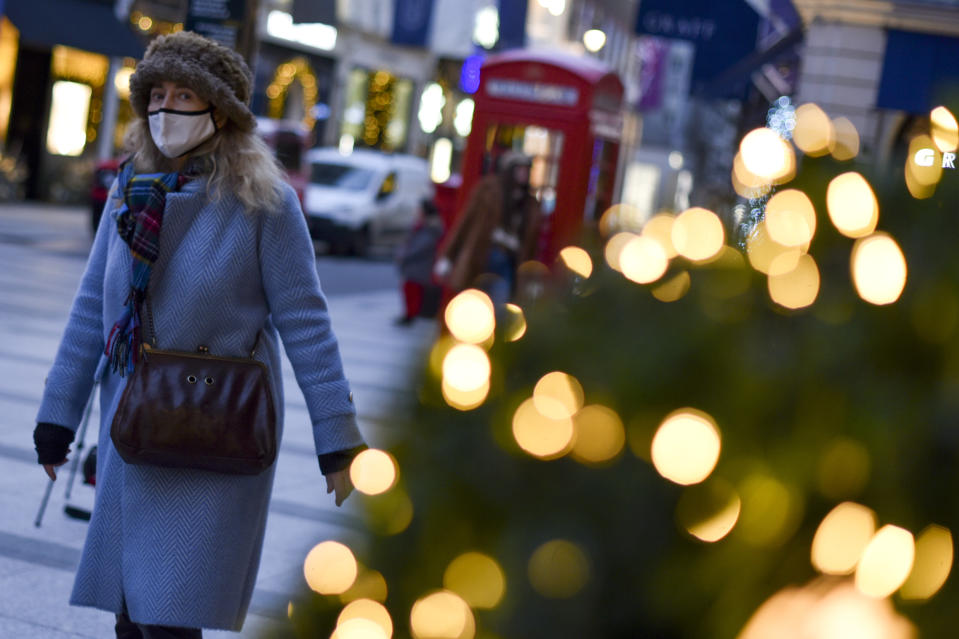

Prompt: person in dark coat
[434,151,542,305]
[394,198,443,325]
[32,31,365,638]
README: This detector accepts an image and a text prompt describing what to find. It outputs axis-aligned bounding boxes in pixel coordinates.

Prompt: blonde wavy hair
[125,118,286,213]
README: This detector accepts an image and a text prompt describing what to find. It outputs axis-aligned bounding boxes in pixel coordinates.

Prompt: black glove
[318,445,368,475]
[34,422,74,465]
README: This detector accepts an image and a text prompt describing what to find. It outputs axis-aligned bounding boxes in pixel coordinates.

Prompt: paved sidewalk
[0,203,436,637]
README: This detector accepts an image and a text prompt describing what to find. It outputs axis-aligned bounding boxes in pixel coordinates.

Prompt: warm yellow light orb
[792,103,834,157]
[559,246,593,278]
[350,449,398,496]
[851,233,907,305]
[740,127,793,181]
[442,344,491,392]
[444,289,495,344]
[441,377,490,411]
[571,404,626,464]
[764,189,816,247]
[604,231,638,272]
[331,617,389,639]
[443,552,507,609]
[855,525,915,598]
[676,479,741,543]
[901,524,954,600]
[651,408,721,485]
[304,541,358,595]
[811,502,877,575]
[746,221,801,276]
[826,172,879,238]
[337,599,393,639]
[410,590,474,639]
[651,271,691,302]
[532,371,584,419]
[671,207,724,262]
[619,235,668,283]
[512,398,575,459]
[641,213,678,258]
[528,539,590,598]
[830,117,860,161]
[931,106,959,152]
[503,303,527,342]
[767,253,820,309]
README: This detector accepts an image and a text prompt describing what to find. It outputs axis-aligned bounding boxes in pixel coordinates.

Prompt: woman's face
[149,81,210,113]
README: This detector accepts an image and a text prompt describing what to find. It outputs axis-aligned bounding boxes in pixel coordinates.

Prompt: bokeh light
[442,344,491,392]
[740,127,794,182]
[931,106,959,152]
[503,303,526,342]
[604,231,638,272]
[906,134,942,199]
[737,474,799,547]
[619,235,668,283]
[559,246,593,279]
[528,539,590,598]
[830,117,860,161]
[811,502,877,575]
[340,569,389,603]
[366,489,414,536]
[332,617,389,639]
[851,233,907,305]
[855,525,915,598]
[900,524,953,600]
[764,189,816,247]
[444,290,495,344]
[738,579,917,639]
[410,590,475,639]
[304,541,358,595]
[826,172,879,238]
[443,552,507,609]
[350,449,398,496]
[767,253,820,309]
[651,408,721,485]
[442,378,490,411]
[337,599,393,639]
[512,398,575,459]
[570,404,625,464]
[792,103,834,157]
[671,207,725,262]
[641,213,678,258]
[532,371,584,419]
[747,221,801,276]
[651,271,691,302]
[676,479,741,543]
[598,203,644,235]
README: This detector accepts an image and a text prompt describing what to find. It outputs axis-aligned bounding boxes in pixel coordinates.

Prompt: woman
[32,32,365,637]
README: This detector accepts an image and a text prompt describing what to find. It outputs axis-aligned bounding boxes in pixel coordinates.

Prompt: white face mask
[148,107,217,158]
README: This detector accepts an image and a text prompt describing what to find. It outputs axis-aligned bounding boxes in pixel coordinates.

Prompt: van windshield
[309,162,375,191]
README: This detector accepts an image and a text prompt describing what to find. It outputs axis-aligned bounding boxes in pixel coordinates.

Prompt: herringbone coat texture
[36,178,364,630]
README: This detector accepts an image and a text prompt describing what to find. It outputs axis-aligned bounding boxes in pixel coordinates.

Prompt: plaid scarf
[105,162,180,375]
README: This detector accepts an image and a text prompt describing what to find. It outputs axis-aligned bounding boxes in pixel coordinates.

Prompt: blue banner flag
[497,0,527,51]
[635,0,760,86]
[391,0,435,47]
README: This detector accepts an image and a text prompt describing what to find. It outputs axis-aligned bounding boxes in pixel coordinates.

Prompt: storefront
[1,0,145,200]
[457,49,624,259]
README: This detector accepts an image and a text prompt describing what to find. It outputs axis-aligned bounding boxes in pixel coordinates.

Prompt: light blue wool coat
[36,177,364,630]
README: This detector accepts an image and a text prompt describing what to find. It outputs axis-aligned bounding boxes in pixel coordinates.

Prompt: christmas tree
[276,102,959,639]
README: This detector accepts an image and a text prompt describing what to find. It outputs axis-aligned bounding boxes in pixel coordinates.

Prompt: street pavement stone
[0,202,436,637]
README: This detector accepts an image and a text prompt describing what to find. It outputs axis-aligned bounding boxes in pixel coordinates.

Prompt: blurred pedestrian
[394,198,443,325]
[31,31,364,638]
[434,151,542,305]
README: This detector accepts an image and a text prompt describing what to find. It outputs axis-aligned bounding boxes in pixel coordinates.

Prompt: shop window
[583,139,617,223]
[0,18,19,146]
[267,57,319,130]
[340,69,413,152]
[47,81,92,156]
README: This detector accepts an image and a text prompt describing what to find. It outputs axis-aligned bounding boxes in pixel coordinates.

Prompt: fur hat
[129,31,255,131]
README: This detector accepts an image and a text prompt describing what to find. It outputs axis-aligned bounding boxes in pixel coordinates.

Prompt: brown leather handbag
[110,304,277,475]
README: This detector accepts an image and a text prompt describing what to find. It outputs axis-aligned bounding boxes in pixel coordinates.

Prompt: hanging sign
[186,0,246,50]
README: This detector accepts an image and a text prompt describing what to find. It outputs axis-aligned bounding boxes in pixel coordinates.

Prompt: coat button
[348,391,354,403]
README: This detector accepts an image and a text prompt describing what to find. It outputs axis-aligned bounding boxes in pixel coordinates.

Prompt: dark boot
[139,624,202,639]
[115,609,143,639]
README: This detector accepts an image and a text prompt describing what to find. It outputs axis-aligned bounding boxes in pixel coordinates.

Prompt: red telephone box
[456,50,625,260]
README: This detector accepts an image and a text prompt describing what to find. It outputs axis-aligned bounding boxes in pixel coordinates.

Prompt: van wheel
[350,225,371,257]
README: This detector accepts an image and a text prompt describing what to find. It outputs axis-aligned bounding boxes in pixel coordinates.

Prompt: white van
[302,147,432,255]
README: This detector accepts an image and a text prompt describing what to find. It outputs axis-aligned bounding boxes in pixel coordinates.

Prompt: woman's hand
[326,469,355,507]
[43,456,69,481]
